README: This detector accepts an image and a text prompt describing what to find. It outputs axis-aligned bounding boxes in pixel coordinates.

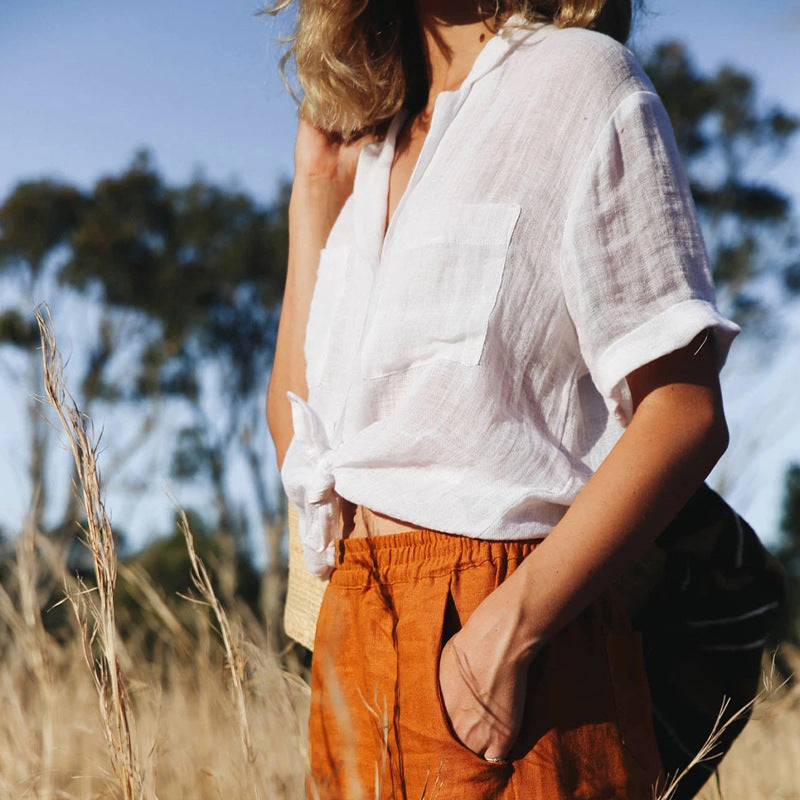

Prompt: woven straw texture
[283,501,327,651]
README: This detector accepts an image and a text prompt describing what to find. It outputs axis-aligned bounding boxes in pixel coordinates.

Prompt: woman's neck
[413,0,498,106]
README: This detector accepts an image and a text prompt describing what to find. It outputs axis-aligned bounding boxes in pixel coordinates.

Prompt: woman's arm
[267,121,367,469]
[438,330,729,761]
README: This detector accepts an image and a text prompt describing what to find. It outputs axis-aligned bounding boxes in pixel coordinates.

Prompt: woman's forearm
[506,388,726,663]
[491,339,730,665]
[267,181,341,468]
[438,341,729,760]
[266,122,371,470]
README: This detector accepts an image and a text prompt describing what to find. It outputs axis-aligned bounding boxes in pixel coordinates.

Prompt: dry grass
[0,309,311,799]
[0,531,311,799]
[695,649,800,800]
[0,309,795,799]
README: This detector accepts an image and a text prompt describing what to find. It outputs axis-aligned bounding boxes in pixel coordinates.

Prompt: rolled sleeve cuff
[592,298,741,426]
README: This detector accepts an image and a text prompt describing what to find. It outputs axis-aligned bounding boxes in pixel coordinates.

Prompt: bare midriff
[340,498,419,539]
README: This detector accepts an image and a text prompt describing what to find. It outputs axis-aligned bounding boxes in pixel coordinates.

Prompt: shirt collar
[350,19,547,261]
[457,14,535,92]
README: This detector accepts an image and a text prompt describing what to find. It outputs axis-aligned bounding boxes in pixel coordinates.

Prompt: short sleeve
[560,90,740,425]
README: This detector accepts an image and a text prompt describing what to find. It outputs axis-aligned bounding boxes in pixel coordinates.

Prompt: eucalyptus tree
[643,42,800,654]
[0,179,87,534]
[643,41,799,321]
[3,37,799,651]
[0,152,289,637]
[63,151,289,636]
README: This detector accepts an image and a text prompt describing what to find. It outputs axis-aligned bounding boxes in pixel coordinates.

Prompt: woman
[267,1,740,798]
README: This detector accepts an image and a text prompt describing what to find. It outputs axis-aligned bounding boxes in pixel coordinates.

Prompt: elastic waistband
[330,522,542,588]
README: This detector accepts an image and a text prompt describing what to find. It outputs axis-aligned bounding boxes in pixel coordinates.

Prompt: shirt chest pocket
[360,202,521,379]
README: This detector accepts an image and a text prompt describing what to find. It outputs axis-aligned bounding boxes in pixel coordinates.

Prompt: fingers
[438,636,523,761]
[448,643,514,732]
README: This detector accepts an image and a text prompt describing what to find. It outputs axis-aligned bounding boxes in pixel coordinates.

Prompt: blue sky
[0,0,297,200]
[2,0,799,204]
[1,0,800,549]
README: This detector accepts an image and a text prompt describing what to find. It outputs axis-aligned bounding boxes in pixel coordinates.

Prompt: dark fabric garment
[619,483,785,800]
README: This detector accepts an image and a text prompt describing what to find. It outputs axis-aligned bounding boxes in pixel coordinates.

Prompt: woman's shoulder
[506,23,656,122]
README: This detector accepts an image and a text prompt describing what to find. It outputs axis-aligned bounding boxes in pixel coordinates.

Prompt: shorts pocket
[431,579,510,769]
[360,203,521,379]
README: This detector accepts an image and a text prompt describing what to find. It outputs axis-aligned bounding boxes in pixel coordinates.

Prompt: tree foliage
[0,180,86,282]
[0,151,289,637]
[643,42,800,317]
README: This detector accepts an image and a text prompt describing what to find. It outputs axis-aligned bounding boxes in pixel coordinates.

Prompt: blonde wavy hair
[266,1,638,139]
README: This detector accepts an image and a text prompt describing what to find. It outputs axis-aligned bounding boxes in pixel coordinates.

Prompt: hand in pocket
[437,616,533,762]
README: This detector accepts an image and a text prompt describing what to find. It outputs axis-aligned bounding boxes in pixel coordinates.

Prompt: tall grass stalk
[21,306,310,799]
[38,306,145,800]
[178,506,261,798]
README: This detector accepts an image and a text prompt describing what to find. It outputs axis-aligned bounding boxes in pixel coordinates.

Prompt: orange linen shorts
[308,520,663,800]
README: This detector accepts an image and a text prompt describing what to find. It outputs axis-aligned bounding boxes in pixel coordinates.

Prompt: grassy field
[1,314,797,800]
[2,517,799,800]
[0,530,310,799]
[697,659,800,800]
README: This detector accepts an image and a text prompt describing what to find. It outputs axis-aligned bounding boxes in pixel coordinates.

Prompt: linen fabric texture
[308,523,663,800]
[281,20,740,579]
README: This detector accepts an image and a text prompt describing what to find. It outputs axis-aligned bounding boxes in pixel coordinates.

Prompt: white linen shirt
[281,20,741,578]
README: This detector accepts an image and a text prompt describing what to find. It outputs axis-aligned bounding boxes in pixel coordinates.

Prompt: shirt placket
[331,92,467,446]
[330,31,516,446]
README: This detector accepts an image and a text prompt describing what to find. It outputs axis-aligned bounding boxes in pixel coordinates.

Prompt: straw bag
[283,501,327,651]
[283,486,784,796]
